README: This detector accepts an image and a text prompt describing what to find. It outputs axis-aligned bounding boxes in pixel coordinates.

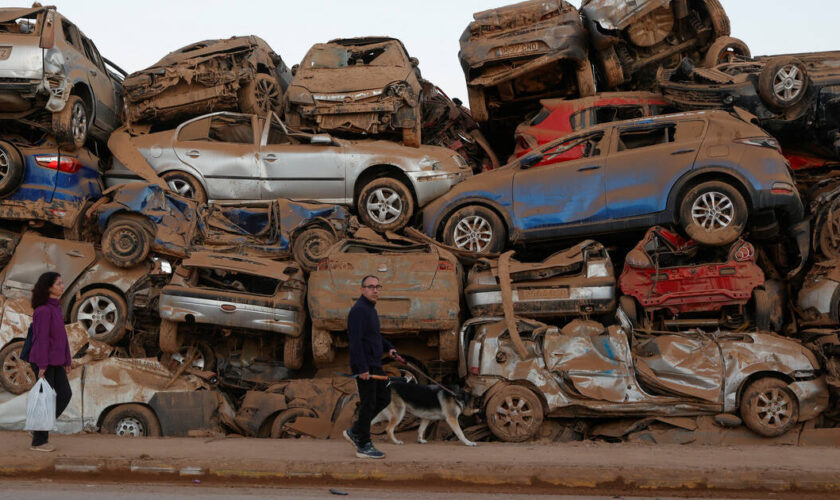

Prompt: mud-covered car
[0,5,125,148]
[123,36,292,126]
[659,52,840,161]
[619,226,775,331]
[512,92,672,165]
[466,240,615,319]
[424,110,807,252]
[460,317,828,442]
[459,0,594,126]
[307,236,461,366]
[0,232,152,346]
[104,112,470,232]
[158,252,307,371]
[285,37,423,147]
[581,0,748,89]
[90,182,353,272]
[797,261,840,326]
[0,135,101,236]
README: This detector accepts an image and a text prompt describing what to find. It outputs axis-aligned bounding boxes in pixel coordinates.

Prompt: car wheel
[311,327,335,366]
[357,177,414,232]
[701,0,731,38]
[53,95,88,150]
[0,140,24,198]
[576,58,596,97]
[679,181,747,246]
[485,384,544,442]
[270,407,317,439]
[162,343,216,372]
[595,46,625,89]
[102,404,162,437]
[0,340,36,394]
[283,334,305,371]
[292,227,335,273]
[703,36,751,66]
[618,295,639,329]
[759,56,809,110]
[71,288,128,345]
[239,74,283,115]
[402,117,421,148]
[162,171,207,204]
[443,205,505,254]
[439,327,458,362]
[740,378,799,437]
[158,319,182,354]
[102,214,153,268]
[753,288,772,331]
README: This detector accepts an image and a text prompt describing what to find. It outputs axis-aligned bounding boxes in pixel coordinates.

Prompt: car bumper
[465,283,615,318]
[408,170,469,207]
[159,294,304,337]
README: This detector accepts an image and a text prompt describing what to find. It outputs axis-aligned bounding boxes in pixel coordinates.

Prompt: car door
[257,116,346,202]
[513,131,609,236]
[79,35,119,131]
[604,119,705,220]
[173,114,261,200]
[0,233,95,300]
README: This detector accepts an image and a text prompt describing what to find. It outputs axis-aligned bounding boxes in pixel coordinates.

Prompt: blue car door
[513,131,609,236]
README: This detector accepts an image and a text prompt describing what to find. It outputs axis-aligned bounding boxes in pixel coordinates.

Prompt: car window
[80,35,104,71]
[616,124,676,151]
[541,132,605,164]
[194,268,279,296]
[178,115,254,144]
[305,42,407,69]
[266,120,294,145]
[593,105,645,125]
[61,20,82,52]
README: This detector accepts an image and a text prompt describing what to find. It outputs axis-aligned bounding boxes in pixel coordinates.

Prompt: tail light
[34,155,83,173]
[736,137,780,152]
[771,182,796,195]
[438,260,455,272]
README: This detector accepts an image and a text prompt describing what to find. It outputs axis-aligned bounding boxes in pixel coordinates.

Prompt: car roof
[539,92,668,112]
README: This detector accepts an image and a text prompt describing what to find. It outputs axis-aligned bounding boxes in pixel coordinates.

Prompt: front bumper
[408,170,469,207]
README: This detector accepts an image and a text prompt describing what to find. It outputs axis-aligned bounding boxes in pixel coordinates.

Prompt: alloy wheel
[366,187,403,224]
[114,416,145,437]
[76,295,119,338]
[453,215,493,252]
[691,191,734,231]
[71,101,87,146]
[772,64,805,103]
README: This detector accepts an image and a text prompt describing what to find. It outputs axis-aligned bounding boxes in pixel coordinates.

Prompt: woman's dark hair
[31,272,60,309]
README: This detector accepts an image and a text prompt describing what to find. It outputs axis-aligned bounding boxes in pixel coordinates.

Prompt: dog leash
[394,355,460,398]
[334,372,408,383]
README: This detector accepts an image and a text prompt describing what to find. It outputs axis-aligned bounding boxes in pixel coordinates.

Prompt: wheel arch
[735,370,794,409]
[353,164,418,210]
[482,379,549,416]
[69,81,95,121]
[434,197,512,243]
[96,402,159,429]
[157,166,210,196]
[63,282,129,320]
[667,168,756,224]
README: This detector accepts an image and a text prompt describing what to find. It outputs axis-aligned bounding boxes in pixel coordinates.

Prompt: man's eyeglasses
[362,285,383,290]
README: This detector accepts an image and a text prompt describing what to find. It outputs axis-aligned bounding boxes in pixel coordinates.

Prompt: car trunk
[329,243,438,292]
[296,66,412,94]
[0,8,45,81]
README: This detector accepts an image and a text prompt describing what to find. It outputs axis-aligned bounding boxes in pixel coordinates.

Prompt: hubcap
[76,295,119,338]
[167,178,194,198]
[115,416,145,437]
[71,101,87,145]
[0,148,8,182]
[453,215,492,252]
[495,396,535,433]
[366,187,403,224]
[255,79,281,113]
[755,388,792,428]
[691,191,734,232]
[773,65,804,102]
[114,228,141,256]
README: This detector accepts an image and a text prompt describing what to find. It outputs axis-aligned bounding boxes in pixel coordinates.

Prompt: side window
[178,117,211,142]
[616,125,676,151]
[593,105,645,125]
[61,20,82,51]
[195,268,279,296]
[542,132,605,164]
[178,115,254,144]
[266,121,293,145]
[80,36,104,70]
[569,110,587,131]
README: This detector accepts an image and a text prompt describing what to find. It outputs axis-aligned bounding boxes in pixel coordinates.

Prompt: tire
[701,0,731,38]
[0,340,36,394]
[402,117,422,148]
[758,56,809,110]
[619,295,639,329]
[819,211,840,260]
[439,327,458,362]
[52,95,88,149]
[703,36,751,67]
[0,140,24,197]
[740,378,799,437]
[270,407,317,439]
[162,171,207,204]
[239,74,283,116]
[292,227,335,273]
[158,319,182,354]
[283,334,305,371]
[595,46,625,89]
[101,404,162,437]
[357,177,414,232]
[162,343,216,372]
[442,205,505,254]
[576,59,596,97]
[71,288,128,345]
[101,214,153,268]
[485,385,543,442]
[753,288,772,331]
[311,327,335,366]
[679,181,747,246]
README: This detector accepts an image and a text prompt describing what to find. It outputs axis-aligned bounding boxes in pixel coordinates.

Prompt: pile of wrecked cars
[0,0,839,447]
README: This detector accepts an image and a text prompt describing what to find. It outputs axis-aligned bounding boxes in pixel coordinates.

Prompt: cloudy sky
[45,0,838,103]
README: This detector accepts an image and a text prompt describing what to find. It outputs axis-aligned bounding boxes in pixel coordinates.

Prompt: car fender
[157,165,210,196]
[435,196,514,242]
[666,166,758,220]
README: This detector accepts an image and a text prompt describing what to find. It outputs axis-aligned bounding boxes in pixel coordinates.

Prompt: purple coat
[29,298,71,371]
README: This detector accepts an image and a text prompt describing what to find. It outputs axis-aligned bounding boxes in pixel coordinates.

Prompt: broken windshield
[305,42,407,69]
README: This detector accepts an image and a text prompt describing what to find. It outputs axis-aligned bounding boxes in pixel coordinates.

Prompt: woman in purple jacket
[27,271,72,452]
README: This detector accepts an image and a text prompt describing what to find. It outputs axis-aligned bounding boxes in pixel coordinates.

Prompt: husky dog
[371,381,478,446]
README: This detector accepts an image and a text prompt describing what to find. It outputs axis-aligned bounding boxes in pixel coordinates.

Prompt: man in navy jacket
[343,274,398,459]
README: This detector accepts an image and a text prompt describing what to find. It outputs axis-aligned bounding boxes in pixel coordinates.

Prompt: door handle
[66,250,84,257]
[187,150,200,158]
[89,69,97,77]
[263,154,277,162]
[671,148,695,155]
[577,165,601,172]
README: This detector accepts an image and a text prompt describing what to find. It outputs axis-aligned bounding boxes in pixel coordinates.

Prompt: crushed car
[285,37,424,147]
[89,181,354,272]
[104,111,470,232]
[465,240,615,319]
[460,317,828,442]
[157,252,307,372]
[122,36,292,126]
[307,235,461,367]
[797,260,840,326]
[618,226,776,331]
[581,0,748,89]
[0,4,125,148]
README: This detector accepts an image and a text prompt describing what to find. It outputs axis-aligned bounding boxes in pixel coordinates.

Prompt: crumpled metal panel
[580,0,671,31]
[633,332,723,402]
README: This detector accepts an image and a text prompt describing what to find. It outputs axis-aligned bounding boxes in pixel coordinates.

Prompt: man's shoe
[30,443,55,452]
[343,428,360,448]
[355,442,385,459]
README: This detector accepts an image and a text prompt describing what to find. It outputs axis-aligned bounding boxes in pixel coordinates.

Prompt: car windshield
[305,42,407,69]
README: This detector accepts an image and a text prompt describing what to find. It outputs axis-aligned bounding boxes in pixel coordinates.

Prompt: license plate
[0,47,11,61]
[517,288,568,300]
[496,42,542,58]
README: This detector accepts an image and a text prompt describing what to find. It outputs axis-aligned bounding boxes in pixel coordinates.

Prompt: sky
[41,0,840,104]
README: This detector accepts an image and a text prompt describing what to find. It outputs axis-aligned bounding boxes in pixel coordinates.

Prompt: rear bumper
[465,284,615,318]
[159,294,304,337]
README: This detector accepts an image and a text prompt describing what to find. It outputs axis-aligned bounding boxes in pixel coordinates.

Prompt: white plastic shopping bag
[24,378,56,431]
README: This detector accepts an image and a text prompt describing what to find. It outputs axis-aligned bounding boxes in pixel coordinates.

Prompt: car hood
[292,66,414,94]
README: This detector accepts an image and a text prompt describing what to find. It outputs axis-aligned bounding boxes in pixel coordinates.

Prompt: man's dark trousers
[351,366,391,445]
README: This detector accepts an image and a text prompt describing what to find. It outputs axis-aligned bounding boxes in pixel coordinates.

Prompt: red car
[512,91,672,166]
[618,226,774,331]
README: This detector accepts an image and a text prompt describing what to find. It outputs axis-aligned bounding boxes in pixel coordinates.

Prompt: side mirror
[291,64,299,76]
[310,134,334,145]
[409,57,419,67]
[519,154,543,169]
